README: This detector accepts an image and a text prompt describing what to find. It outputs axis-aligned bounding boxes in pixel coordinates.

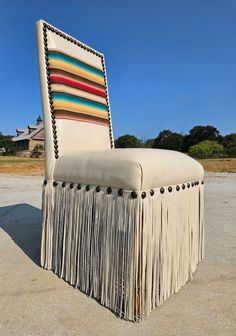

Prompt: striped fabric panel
[48,49,109,125]
[51,84,107,105]
[50,69,105,91]
[50,75,106,97]
[54,111,109,126]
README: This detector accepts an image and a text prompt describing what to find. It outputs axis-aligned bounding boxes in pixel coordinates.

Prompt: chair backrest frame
[36,20,114,178]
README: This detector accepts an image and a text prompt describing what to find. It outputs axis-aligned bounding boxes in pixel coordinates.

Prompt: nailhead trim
[131,191,137,199]
[107,187,112,194]
[141,191,146,199]
[118,189,123,196]
[42,21,114,158]
[47,179,202,196]
[42,23,59,159]
[101,56,114,148]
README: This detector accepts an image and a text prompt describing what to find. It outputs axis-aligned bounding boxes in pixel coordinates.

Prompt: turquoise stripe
[48,51,104,78]
[52,92,107,111]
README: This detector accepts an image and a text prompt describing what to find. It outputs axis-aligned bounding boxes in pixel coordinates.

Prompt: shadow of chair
[0,203,42,266]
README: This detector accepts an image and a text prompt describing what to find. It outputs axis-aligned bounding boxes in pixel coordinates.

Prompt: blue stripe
[52,92,107,111]
[48,51,104,78]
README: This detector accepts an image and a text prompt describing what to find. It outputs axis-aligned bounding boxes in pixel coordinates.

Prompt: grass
[0,156,44,175]
[0,156,236,175]
[197,158,236,173]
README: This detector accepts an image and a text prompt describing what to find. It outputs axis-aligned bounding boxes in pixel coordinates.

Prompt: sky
[0,0,236,139]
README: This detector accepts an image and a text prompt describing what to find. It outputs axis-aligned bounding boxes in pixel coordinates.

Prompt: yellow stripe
[49,59,105,85]
[53,100,108,119]
[51,84,107,105]
[49,48,104,71]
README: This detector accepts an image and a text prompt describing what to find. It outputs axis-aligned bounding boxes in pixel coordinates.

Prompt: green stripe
[52,92,107,111]
[48,51,104,77]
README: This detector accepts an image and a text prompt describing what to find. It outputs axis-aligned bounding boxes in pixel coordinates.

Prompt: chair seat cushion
[53,148,204,190]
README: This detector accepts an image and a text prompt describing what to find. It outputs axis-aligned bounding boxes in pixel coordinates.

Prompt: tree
[153,130,184,151]
[0,132,14,153]
[115,134,143,148]
[183,126,220,152]
[189,140,224,158]
[143,138,155,148]
[221,133,236,157]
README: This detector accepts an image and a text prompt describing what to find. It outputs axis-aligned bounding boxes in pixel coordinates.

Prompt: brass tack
[160,187,165,194]
[118,189,123,196]
[107,187,112,194]
[141,191,146,199]
[70,183,74,189]
[96,186,101,192]
[176,185,180,191]
[62,182,66,188]
[86,185,90,191]
[182,184,185,190]
[168,186,172,192]
[53,181,57,187]
[77,184,81,190]
[131,191,137,199]
[150,189,155,196]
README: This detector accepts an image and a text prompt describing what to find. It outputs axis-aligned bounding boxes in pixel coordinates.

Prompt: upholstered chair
[36,20,204,321]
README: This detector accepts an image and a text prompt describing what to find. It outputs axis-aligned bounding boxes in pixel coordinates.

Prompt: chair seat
[53,148,204,190]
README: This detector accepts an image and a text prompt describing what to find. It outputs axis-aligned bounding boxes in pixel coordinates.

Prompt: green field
[0,156,236,175]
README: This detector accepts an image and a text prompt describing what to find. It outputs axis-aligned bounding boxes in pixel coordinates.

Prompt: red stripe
[50,75,106,97]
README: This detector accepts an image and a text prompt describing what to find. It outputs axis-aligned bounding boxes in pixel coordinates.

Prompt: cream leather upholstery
[56,120,111,153]
[36,20,112,180]
[53,148,204,190]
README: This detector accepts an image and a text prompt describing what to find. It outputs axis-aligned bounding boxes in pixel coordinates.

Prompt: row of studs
[43,23,59,159]
[100,57,114,148]
[44,180,204,199]
[42,22,114,157]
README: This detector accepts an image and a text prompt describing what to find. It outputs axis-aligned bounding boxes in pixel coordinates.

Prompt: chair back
[36,20,113,177]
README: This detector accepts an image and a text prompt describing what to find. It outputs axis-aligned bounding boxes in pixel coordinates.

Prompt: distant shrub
[225,146,236,158]
[189,140,224,158]
[115,134,143,148]
[31,144,44,158]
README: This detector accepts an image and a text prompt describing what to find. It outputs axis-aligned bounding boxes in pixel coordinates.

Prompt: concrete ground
[0,173,235,336]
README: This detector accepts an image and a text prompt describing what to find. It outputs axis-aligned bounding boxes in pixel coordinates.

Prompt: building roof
[28,125,38,130]
[13,117,44,142]
[16,128,27,133]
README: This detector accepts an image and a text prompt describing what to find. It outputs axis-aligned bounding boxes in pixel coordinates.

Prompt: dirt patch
[0,157,44,175]
[197,158,236,173]
[1,156,236,175]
